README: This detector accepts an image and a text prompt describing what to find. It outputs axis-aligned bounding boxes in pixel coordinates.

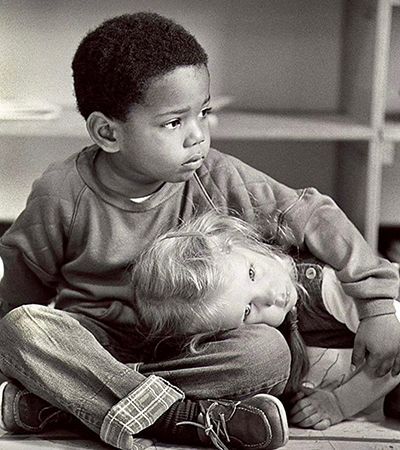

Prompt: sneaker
[0,381,70,433]
[384,383,400,420]
[179,394,289,450]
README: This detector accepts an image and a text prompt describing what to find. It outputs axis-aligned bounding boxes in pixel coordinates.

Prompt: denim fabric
[295,257,355,348]
[0,305,290,444]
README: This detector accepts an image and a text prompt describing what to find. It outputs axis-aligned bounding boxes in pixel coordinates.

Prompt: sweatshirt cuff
[356,299,396,320]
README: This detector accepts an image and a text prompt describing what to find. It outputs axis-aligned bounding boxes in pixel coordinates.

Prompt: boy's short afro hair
[72,12,208,121]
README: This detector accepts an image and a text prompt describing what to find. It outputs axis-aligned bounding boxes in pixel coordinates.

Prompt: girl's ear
[86,112,120,153]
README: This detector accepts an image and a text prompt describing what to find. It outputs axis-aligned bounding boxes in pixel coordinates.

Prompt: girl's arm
[290,363,400,429]
[333,364,400,419]
[289,273,400,429]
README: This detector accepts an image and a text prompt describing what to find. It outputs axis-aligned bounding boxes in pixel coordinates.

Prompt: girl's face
[211,246,298,329]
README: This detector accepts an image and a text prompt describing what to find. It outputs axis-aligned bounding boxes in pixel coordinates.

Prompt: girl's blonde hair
[131,211,309,394]
[132,211,286,336]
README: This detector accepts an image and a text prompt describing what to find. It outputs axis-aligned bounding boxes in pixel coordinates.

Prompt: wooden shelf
[213,111,373,141]
[0,108,374,142]
[0,108,87,139]
[384,121,400,141]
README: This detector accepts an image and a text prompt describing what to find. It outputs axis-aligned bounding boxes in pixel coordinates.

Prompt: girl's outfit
[295,256,355,349]
[295,255,400,348]
[0,145,398,449]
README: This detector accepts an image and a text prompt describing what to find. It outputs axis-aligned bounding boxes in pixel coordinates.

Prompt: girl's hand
[289,385,345,430]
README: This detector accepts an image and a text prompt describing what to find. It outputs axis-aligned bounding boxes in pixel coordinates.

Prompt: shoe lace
[178,400,239,450]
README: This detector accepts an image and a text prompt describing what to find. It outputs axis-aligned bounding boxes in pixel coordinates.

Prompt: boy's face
[111,64,211,195]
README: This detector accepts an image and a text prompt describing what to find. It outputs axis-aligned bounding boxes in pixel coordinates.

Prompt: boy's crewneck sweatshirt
[0,145,398,326]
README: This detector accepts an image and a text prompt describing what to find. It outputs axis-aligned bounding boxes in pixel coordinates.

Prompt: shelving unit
[0,108,375,141]
[1,0,400,250]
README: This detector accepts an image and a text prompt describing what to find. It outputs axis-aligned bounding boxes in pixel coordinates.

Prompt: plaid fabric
[100,375,184,450]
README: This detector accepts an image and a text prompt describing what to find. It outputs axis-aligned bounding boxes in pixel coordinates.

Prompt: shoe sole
[0,381,9,431]
[253,393,289,448]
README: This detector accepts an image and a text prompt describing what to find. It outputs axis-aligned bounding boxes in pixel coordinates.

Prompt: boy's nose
[184,123,205,147]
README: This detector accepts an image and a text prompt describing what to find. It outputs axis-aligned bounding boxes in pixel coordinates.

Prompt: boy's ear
[86,112,120,153]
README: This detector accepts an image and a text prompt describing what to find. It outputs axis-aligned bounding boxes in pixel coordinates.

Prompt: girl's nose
[261,293,285,308]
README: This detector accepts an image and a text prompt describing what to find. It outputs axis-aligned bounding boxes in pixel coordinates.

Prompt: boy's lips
[182,155,205,169]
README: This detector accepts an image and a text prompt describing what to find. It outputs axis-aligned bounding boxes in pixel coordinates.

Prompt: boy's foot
[384,384,400,420]
[0,381,70,433]
[182,394,289,449]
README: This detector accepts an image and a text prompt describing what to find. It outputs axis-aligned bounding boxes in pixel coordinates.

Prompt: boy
[0,11,399,450]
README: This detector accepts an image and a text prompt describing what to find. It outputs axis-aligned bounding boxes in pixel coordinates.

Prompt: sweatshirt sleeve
[0,176,72,316]
[281,187,399,319]
[202,151,399,319]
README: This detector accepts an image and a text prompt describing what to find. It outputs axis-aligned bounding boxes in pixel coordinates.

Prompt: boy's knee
[191,324,290,399]
[230,324,291,397]
[0,304,50,340]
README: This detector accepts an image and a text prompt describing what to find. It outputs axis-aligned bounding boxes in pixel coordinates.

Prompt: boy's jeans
[0,305,290,440]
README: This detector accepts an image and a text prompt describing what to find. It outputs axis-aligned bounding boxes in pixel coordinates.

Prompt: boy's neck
[94,150,164,198]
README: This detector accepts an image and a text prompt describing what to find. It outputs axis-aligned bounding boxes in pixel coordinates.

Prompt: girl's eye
[249,264,256,281]
[164,119,181,129]
[243,304,252,321]
[200,107,212,119]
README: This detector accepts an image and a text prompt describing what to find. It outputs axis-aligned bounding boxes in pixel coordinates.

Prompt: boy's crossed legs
[0,305,290,449]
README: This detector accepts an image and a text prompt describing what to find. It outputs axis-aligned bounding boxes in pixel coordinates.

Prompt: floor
[1,409,400,450]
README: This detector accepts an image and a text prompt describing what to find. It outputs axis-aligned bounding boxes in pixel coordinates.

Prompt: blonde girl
[132,211,400,430]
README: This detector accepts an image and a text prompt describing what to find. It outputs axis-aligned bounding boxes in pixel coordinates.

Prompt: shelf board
[0,108,88,139]
[384,121,400,141]
[212,111,373,141]
[0,108,375,142]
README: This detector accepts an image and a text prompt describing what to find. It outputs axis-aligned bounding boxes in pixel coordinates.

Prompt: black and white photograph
[1,1,400,449]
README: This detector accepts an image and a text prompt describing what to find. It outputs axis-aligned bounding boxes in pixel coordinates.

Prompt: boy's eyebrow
[155,96,211,117]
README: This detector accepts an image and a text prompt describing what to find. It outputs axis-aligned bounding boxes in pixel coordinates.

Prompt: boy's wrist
[356,299,396,320]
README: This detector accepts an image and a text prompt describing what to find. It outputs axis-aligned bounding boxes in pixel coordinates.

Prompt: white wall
[0,0,343,109]
[381,7,400,226]
[387,7,400,114]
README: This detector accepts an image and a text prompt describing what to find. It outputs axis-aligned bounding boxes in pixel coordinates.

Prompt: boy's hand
[352,314,400,377]
[289,386,344,430]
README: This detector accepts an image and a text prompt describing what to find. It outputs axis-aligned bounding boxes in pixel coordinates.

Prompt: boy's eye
[164,119,181,129]
[200,107,212,119]
[249,264,256,281]
[243,304,252,321]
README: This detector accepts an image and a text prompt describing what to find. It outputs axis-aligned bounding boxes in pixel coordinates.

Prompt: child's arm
[302,207,400,376]
[352,314,400,376]
[321,265,400,378]
[0,176,68,315]
[289,364,400,430]
[215,157,400,374]
[280,187,400,376]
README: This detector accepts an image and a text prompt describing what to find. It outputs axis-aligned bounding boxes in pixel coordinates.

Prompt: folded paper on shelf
[0,99,61,120]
